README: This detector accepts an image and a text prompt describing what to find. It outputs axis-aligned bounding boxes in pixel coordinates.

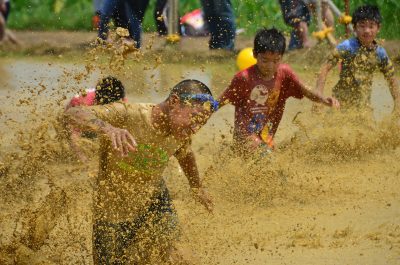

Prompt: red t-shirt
[219,64,304,141]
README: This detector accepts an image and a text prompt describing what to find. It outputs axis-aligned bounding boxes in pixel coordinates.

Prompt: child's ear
[168,94,180,108]
[253,49,257,59]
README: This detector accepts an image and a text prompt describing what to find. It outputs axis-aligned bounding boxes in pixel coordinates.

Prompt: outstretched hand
[103,126,137,156]
[324,97,340,109]
[191,187,214,213]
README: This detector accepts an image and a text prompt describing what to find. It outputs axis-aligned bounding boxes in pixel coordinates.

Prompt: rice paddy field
[0,23,400,265]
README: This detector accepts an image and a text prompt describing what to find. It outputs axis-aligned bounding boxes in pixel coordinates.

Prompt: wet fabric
[88,103,190,224]
[93,181,178,264]
[327,37,395,108]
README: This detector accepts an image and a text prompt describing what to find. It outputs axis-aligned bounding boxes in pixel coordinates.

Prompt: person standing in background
[0,0,18,44]
[200,0,236,50]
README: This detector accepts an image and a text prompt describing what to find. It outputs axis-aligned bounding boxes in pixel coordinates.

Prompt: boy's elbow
[63,107,81,123]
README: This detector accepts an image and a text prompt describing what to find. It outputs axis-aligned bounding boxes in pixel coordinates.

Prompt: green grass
[7,0,400,39]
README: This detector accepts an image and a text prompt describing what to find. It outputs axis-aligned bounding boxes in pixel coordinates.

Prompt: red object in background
[180,9,209,36]
[92,14,101,30]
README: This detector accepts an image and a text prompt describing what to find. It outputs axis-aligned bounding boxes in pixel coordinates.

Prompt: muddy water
[0,57,399,265]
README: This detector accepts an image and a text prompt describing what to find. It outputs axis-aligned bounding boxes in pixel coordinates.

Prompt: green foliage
[6,0,400,39]
[333,0,400,39]
[8,0,93,30]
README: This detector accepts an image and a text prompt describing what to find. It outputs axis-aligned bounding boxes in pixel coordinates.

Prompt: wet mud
[0,32,400,264]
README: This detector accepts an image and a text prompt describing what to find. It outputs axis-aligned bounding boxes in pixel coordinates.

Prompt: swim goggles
[179,93,219,112]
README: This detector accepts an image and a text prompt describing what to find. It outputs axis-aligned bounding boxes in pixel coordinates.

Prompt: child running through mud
[64,79,216,264]
[65,76,126,162]
[218,28,339,155]
[314,5,400,116]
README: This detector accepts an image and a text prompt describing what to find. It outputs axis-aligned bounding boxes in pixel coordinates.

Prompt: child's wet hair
[169,79,213,99]
[95,76,126,104]
[352,5,382,26]
[253,28,286,56]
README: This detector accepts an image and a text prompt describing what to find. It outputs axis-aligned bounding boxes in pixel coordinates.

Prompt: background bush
[7,0,400,39]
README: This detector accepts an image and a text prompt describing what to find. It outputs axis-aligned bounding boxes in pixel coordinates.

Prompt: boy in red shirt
[218,28,339,153]
[65,76,126,162]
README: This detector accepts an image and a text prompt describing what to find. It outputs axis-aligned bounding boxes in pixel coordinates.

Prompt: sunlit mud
[0,37,399,264]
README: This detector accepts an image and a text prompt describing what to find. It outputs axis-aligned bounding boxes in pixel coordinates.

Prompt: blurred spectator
[279,0,312,50]
[123,0,150,48]
[154,0,185,37]
[92,0,104,29]
[303,0,334,28]
[200,0,236,50]
[98,0,142,47]
[0,0,18,44]
[154,0,168,36]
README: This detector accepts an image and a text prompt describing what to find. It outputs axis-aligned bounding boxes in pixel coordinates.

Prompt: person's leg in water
[201,0,236,50]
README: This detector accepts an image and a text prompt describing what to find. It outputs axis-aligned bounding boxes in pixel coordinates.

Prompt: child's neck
[256,66,275,81]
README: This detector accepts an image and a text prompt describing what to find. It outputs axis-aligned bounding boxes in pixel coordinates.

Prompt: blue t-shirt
[327,37,395,107]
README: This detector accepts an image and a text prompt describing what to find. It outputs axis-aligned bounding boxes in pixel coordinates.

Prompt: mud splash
[1,34,400,264]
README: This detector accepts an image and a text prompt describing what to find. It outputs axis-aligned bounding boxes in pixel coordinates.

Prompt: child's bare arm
[315,62,334,95]
[175,147,213,213]
[302,84,340,108]
[64,105,137,156]
[387,76,400,115]
[68,130,88,162]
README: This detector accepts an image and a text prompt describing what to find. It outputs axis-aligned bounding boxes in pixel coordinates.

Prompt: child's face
[355,20,380,47]
[169,101,212,140]
[254,51,282,78]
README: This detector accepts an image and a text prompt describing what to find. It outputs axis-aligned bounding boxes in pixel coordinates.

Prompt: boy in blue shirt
[315,5,400,114]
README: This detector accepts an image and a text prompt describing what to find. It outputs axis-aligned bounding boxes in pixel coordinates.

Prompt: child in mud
[315,5,400,115]
[65,76,126,162]
[64,79,216,264]
[218,28,339,154]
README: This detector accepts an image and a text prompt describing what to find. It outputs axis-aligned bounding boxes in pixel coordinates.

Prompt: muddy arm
[64,105,137,156]
[387,76,400,115]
